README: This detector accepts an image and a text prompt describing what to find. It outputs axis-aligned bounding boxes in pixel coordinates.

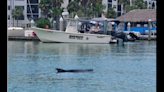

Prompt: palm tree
[11,6,24,26]
[80,0,88,17]
[50,0,64,21]
[51,7,64,18]
[106,7,117,18]
[38,0,52,18]
[89,0,102,7]
[130,0,147,10]
[67,1,80,13]
[118,0,130,14]
[51,0,63,7]
[93,3,106,17]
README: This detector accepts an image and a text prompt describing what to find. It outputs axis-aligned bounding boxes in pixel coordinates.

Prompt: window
[117,12,121,17]
[117,5,121,11]
[8,6,10,10]
[27,5,38,13]
[27,15,38,21]
[27,0,38,4]
[113,5,116,8]
[15,6,24,10]
[108,4,112,8]
[8,15,10,20]
[15,14,24,20]
[108,0,112,2]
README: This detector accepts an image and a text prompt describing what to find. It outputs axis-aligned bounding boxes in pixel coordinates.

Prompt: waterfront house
[116,9,156,34]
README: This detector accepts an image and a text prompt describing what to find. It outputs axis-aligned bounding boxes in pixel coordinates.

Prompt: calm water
[7,40,156,92]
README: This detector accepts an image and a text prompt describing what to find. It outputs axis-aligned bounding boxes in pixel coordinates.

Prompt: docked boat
[31,27,111,43]
[31,18,112,44]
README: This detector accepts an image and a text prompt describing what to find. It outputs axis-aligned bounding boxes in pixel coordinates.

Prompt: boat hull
[32,27,111,44]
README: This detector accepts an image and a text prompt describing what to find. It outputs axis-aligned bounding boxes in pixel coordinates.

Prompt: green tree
[67,1,80,13]
[93,3,106,17]
[118,0,130,14]
[38,0,52,18]
[130,0,147,10]
[35,18,51,28]
[50,0,64,26]
[51,0,63,7]
[89,0,102,7]
[11,6,24,26]
[106,7,117,18]
[50,7,64,18]
[67,0,105,17]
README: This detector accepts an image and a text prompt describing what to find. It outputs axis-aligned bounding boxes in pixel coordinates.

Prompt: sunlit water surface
[8,41,156,92]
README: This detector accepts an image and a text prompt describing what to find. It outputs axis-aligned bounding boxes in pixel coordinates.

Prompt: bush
[35,18,51,28]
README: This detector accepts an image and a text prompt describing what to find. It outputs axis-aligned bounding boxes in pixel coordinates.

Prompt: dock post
[104,18,107,34]
[74,15,79,31]
[148,19,151,40]
[59,17,63,31]
[53,21,56,30]
[127,22,130,32]
[30,19,35,28]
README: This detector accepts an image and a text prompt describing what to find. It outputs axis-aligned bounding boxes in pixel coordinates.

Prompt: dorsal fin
[56,68,66,73]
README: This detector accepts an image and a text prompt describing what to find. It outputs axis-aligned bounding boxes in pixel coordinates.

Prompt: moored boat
[32,18,113,44]
[32,27,111,43]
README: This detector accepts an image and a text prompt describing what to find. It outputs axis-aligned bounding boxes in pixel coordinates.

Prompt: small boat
[32,27,111,43]
[32,18,112,44]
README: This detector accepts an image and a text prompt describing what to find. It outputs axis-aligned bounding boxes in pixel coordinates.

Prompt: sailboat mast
[27,0,33,19]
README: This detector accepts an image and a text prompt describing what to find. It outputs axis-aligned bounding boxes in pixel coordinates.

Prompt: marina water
[8,40,156,92]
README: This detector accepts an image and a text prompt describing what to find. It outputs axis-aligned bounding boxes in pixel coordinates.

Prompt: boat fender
[45,25,49,29]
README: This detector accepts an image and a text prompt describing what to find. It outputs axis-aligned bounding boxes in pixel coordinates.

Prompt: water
[7,41,156,92]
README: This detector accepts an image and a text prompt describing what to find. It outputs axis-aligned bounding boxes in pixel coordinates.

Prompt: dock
[139,35,156,40]
[8,29,40,41]
[8,36,40,41]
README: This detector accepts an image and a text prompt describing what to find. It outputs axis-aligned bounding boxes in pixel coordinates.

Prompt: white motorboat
[32,27,111,43]
[32,18,113,43]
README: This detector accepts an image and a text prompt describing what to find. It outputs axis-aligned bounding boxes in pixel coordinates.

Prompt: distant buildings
[7,0,156,26]
[102,0,156,17]
[7,0,69,26]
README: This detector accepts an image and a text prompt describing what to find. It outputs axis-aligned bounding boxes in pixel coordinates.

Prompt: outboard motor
[129,32,140,40]
[116,31,128,42]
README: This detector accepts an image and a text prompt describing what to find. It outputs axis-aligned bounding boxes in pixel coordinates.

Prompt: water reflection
[37,43,111,55]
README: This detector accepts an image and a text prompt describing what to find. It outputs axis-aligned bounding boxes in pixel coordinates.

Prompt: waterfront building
[8,0,41,26]
[7,0,69,27]
[7,0,156,27]
[102,0,156,17]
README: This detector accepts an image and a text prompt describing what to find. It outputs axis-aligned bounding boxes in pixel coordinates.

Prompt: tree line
[10,0,147,27]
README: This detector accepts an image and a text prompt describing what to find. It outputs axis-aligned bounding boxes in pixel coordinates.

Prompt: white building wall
[61,0,69,11]
[8,0,29,26]
[112,0,117,12]
[102,0,108,12]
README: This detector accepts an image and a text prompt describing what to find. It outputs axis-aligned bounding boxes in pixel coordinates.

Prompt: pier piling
[148,19,151,41]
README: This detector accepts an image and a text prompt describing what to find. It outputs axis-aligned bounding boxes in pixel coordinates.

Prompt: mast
[27,0,33,19]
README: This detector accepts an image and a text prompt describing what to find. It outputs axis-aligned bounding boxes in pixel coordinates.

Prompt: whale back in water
[56,68,93,73]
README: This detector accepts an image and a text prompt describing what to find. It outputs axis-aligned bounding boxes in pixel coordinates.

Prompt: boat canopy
[89,18,119,22]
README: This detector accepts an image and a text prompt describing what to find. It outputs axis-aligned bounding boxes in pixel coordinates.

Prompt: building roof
[116,9,156,22]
